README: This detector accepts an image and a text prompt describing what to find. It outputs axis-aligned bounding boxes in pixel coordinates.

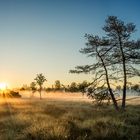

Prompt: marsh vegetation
[0,92,140,140]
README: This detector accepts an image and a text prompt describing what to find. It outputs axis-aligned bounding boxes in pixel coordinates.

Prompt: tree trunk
[39,86,42,99]
[121,56,127,110]
[97,51,119,111]
[39,91,42,99]
[104,66,119,111]
[118,36,127,110]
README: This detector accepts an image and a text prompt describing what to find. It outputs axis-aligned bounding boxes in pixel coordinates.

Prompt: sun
[0,83,7,91]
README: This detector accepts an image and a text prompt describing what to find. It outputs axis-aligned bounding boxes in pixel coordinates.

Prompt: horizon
[0,0,140,88]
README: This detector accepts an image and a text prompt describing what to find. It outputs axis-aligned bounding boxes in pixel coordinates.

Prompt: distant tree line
[20,80,140,94]
[49,80,90,93]
[116,84,140,92]
[20,78,90,94]
[51,81,89,93]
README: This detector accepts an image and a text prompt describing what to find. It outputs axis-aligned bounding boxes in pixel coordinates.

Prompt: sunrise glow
[0,83,7,91]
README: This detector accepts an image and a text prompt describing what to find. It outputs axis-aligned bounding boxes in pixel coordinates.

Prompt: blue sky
[0,0,140,88]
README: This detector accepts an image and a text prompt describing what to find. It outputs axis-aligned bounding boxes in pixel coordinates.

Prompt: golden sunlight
[0,83,7,91]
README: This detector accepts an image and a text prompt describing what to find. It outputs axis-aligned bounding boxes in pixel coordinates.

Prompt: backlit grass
[0,96,140,140]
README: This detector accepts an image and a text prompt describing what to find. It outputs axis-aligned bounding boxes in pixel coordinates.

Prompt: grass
[0,95,140,140]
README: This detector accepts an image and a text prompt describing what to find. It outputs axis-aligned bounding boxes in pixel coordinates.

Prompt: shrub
[0,90,21,98]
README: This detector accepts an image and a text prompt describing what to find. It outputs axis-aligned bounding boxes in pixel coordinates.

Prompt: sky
[0,0,140,88]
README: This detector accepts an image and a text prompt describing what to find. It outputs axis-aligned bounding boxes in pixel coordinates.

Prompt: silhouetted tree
[30,82,36,90]
[20,84,29,90]
[70,16,140,111]
[34,73,47,99]
[54,80,61,90]
[78,81,89,94]
[103,16,140,110]
[70,35,119,110]
[131,84,140,93]
[69,82,78,92]
[30,82,36,97]
[116,85,121,91]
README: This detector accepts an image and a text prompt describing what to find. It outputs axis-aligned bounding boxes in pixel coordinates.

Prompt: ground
[0,92,140,140]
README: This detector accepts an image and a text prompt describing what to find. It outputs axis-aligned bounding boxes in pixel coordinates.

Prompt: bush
[0,90,21,98]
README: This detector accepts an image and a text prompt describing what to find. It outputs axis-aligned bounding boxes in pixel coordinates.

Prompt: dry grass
[0,92,140,140]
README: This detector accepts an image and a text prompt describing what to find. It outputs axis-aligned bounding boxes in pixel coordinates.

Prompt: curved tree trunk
[97,50,119,111]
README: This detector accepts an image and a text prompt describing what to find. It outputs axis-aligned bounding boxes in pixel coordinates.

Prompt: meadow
[0,92,140,140]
